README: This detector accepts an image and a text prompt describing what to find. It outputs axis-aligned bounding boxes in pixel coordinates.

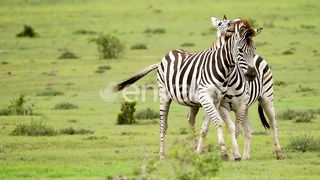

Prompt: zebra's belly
[165,83,201,107]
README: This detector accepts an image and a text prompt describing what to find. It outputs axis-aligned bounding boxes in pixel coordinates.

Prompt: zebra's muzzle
[244,66,257,81]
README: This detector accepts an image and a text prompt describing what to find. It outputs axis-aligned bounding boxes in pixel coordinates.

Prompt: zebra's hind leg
[187,107,200,148]
[159,88,172,160]
[241,110,252,160]
[219,106,241,161]
[259,98,284,160]
[187,107,200,132]
[196,112,211,154]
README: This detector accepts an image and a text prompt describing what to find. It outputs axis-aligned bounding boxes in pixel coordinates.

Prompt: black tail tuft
[258,104,270,129]
[112,63,159,92]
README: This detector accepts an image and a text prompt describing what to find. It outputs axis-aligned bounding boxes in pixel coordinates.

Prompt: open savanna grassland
[0,0,320,179]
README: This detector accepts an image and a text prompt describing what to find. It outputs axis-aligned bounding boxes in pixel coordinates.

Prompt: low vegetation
[286,134,320,152]
[133,135,221,179]
[95,65,111,74]
[116,101,136,125]
[59,127,94,135]
[16,25,38,38]
[181,42,195,47]
[135,108,159,120]
[10,121,57,136]
[73,29,97,35]
[130,43,147,50]
[54,102,78,110]
[58,50,78,59]
[278,108,320,123]
[36,89,64,96]
[89,34,124,59]
[143,28,166,34]
[0,95,34,116]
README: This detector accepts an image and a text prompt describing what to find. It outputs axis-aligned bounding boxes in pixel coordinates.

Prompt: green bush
[89,34,124,59]
[286,134,320,152]
[58,50,78,59]
[0,95,33,116]
[136,135,221,179]
[116,101,136,125]
[59,127,94,135]
[54,102,78,110]
[181,42,195,47]
[16,25,38,38]
[279,108,320,123]
[135,108,159,120]
[143,28,166,34]
[130,43,147,50]
[73,29,96,35]
[36,89,64,96]
[95,65,111,74]
[10,121,57,136]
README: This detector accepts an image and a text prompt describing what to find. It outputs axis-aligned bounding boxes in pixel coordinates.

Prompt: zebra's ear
[211,17,220,27]
[254,27,263,36]
[223,15,227,20]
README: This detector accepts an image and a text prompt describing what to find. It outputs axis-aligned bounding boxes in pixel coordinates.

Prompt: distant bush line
[11,121,94,136]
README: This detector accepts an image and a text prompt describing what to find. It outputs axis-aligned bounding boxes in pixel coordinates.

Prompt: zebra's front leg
[260,100,284,159]
[187,106,200,132]
[159,90,172,160]
[219,106,241,161]
[196,92,226,157]
[241,110,251,160]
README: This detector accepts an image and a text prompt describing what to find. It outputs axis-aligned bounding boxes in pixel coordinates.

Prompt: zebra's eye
[218,22,222,26]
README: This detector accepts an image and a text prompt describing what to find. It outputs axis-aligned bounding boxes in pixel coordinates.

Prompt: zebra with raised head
[207,16,283,160]
[113,19,262,160]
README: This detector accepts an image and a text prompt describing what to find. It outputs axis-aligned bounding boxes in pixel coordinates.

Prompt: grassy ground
[0,0,320,179]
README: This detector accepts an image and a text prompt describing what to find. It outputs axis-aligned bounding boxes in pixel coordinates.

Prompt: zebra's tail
[113,63,159,92]
[258,104,270,129]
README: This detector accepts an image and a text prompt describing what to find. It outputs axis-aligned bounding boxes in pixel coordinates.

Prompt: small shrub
[89,34,124,59]
[179,127,188,135]
[1,61,9,65]
[274,80,288,87]
[135,108,159,120]
[279,108,320,122]
[73,29,97,35]
[95,65,111,74]
[286,134,320,152]
[67,119,77,123]
[130,43,147,50]
[54,102,78,110]
[136,135,221,179]
[300,24,316,29]
[36,89,64,96]
[10,121,56,136]
[16,25,38,38]
[58,50,78,59]
[59,127,94,135]
[116,101,136,125]
[0,95,34,116]
[282,49,294,55]
[296,85,314,93]
[181,42,195,47]
[143,28,166,34]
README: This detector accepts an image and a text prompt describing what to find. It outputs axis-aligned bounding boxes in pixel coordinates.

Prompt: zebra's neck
[201,35,237,88]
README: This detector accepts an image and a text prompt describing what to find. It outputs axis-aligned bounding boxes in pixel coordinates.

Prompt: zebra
[204,16,283,160]
[113,19,262,160]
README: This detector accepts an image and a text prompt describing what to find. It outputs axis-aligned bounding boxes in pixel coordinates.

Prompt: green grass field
[0,0,320,179]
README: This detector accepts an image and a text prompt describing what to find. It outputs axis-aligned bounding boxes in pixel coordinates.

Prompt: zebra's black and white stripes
[114,19,262,160]
[210,17,283,159]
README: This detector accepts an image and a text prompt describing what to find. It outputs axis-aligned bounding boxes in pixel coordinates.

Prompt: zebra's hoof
[221,154,229,161]
[234,157,242,161]
[276,152,284,160]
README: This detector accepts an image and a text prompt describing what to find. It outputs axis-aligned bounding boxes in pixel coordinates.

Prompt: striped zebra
[113,19,261,160]
[207,16,283,160]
